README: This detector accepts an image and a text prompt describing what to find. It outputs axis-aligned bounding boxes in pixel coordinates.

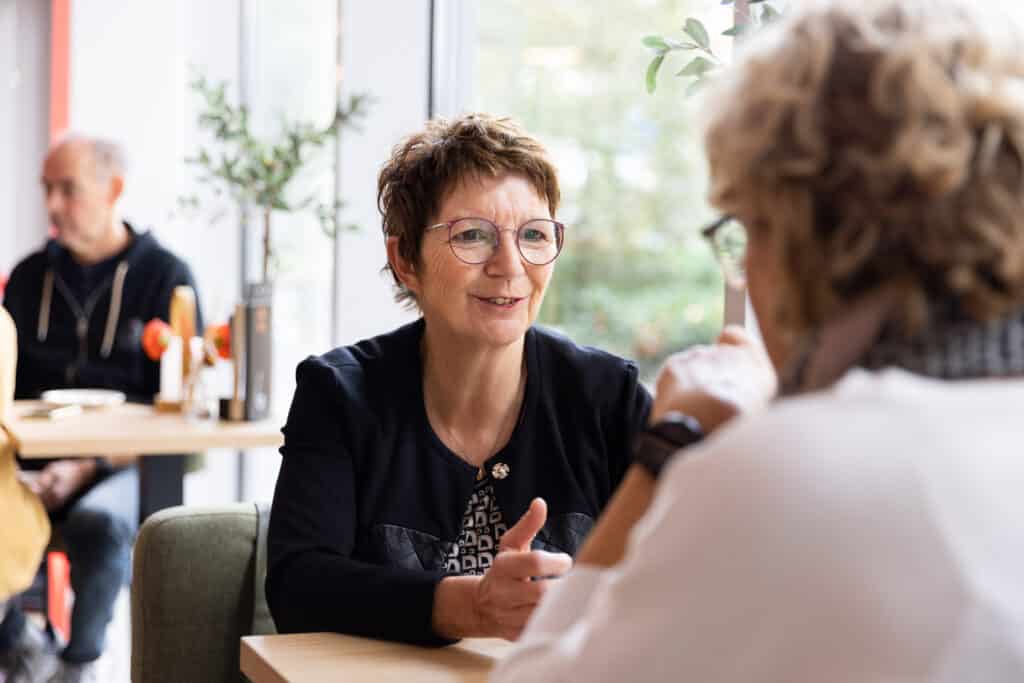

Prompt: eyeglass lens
[713,220,748,286]
[448,218,562,265]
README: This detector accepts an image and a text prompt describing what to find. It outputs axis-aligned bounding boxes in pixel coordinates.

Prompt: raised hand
[474,498,573,639]
[499,497,547,553]
[432,498,574,641]
[650,324,777,433]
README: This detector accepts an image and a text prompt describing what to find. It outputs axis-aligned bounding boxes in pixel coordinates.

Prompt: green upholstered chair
[130,503,276,683]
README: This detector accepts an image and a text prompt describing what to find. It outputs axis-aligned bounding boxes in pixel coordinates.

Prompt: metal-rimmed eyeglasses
[701,214,748,288]
[426,217,565,266]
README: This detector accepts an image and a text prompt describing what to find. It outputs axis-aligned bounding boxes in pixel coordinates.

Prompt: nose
[45,188,63,215]
[483,229,526,278]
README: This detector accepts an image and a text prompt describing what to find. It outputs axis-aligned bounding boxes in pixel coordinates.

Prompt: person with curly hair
[0,307,50,669]
[493,1,1024,680]
[267,114,657,645]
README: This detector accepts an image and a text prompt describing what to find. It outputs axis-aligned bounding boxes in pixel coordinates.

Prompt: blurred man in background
[1,134,201,683]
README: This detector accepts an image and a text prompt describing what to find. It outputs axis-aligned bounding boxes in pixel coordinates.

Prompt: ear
[386,235,422,297]
[108,175,125,205]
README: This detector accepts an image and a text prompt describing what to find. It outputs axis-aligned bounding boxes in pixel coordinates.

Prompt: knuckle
[522,553,545,576]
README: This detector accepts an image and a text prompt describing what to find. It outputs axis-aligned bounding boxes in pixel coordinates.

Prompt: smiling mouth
[474,296,525,307]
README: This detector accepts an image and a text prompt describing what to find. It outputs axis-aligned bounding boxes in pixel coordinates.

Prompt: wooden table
[240,633,513,683]
[5,400,284,517]
[6,400,283,458]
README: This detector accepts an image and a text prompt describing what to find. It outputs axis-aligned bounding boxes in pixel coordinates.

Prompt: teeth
[488,297,514,305]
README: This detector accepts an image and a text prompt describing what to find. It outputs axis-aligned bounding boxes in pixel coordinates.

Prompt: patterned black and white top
[445,473,509,575]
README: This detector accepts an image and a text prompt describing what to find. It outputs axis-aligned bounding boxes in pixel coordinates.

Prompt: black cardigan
[266,319,651,645]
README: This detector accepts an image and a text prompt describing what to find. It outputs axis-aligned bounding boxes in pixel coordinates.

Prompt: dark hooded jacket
[2,223,201,468]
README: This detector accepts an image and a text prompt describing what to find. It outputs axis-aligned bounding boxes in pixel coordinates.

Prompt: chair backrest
[130,502,275,683]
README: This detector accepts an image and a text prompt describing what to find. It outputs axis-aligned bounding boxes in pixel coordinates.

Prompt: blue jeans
[0,466,138,664]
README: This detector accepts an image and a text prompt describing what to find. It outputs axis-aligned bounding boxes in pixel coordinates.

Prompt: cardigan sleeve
[606,361,653,487]
[265,356,454,646]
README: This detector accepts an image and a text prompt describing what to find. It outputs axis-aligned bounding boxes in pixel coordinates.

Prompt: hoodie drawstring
[100,261,129,359]
[39,260,130,360]
[37,270,54,342]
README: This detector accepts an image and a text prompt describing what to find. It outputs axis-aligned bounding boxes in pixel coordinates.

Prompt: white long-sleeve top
[492,369,1024,683]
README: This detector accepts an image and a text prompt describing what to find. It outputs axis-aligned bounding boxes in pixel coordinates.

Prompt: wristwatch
[631,411,704,480]
[93,456,114,479]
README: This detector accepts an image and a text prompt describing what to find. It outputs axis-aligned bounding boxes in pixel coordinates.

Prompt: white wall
[333,0,427,345]
[0,0,51,277]
[69,0,243,322]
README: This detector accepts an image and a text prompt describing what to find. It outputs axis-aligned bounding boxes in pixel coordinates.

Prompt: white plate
[40,389,127,409]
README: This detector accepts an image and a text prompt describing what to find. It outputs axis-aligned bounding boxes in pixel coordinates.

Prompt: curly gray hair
[705,0,1024,337]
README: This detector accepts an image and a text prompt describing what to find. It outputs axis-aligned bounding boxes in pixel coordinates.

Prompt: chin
[473,318,530,348]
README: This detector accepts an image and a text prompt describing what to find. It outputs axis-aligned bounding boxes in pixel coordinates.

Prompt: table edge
[240,637,290,683]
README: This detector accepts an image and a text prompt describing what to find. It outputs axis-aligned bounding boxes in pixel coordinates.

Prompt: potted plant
[178,73,370,419]
[180,72,370,283]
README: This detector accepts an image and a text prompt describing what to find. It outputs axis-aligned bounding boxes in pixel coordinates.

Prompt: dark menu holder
[243,282,273,421]
[219,303,247,422]
[218,284,272,422]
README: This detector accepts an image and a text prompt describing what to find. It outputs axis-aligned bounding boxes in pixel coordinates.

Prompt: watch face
[632,414,704,480]
[651,413,704,448]
[632,432,676,480]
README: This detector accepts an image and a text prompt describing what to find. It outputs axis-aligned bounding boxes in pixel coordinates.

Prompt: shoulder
[4,249,50,313]
[660,369,1000,518]
[297,319,422,407]
[127,229,194,279]
[674,373,901,476]
[530,325,643,398]
[648,372,1024,634]
[528,325,638,385]
[7,248,49,283]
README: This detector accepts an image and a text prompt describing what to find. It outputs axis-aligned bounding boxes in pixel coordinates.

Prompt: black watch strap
[631,411,704,480]
[94,456,114,479]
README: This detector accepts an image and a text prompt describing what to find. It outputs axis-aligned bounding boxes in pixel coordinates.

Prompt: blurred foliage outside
[475,0,730,380]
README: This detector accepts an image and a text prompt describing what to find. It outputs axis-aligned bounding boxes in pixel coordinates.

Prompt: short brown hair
[377,113,560,307]
[705,0,1024,337]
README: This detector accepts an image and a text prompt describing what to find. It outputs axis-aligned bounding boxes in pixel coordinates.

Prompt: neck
[781,287,1024,395]
[421,322,527,465]
[72,218,130,266]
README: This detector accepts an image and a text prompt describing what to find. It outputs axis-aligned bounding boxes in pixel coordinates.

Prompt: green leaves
[180,70,371,279]
[677,56,714,78]
[642,35,670,51]
[642,16,723,94]
[683,18,710,51]
[645,2,783,96]
[645,54,665,94]
[761,4,782,23]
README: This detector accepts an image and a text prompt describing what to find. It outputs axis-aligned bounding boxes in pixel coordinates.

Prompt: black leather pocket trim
[533,512,595,556]
[368,524,455,571]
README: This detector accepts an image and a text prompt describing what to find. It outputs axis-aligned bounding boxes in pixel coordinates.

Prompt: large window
[469,0,735,378]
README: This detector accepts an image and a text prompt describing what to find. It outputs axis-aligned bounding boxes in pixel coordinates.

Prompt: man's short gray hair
[52,131,127,179]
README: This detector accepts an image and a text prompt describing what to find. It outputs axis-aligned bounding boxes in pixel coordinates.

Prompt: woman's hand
[650,325,776,432]
[575,326,776,570]
[432,498,573,640]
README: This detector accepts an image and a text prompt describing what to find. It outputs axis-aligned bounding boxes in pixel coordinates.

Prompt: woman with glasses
[493,1,1024,681]
[266,113,653,645]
